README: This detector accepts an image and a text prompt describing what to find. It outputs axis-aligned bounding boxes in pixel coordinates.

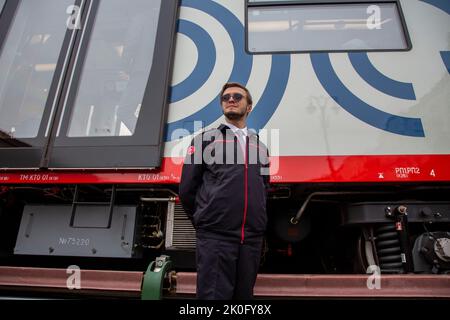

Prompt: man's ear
[247,104,253,115]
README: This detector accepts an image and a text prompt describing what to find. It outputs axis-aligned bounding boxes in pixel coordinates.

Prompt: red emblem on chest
[187,146,195,155]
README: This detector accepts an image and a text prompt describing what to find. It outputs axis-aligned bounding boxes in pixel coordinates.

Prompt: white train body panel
[165,0,450,183]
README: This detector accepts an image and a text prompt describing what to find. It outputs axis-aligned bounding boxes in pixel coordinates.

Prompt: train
[0,0,449,298]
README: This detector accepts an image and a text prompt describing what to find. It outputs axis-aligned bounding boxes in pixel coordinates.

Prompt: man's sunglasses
[221,93,244,102]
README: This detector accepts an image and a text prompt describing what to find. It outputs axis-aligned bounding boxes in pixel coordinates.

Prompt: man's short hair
[220,82,253,105]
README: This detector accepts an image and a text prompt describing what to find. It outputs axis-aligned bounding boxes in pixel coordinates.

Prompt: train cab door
[0,0,178,169]
[0,0,78,168]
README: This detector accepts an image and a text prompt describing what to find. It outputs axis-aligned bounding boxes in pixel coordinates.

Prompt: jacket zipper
[241,136,248,244]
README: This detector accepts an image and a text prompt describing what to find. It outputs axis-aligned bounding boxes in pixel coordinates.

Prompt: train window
[0,0,73,138]
[247,1,410,53]
[0,0,177,169]
[66,0,161,137]
[47,0,177,169]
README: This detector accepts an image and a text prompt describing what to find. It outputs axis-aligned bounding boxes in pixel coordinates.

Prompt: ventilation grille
[165,202,196,250]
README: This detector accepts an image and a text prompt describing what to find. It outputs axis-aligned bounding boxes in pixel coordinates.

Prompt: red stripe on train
[1,155,449,184]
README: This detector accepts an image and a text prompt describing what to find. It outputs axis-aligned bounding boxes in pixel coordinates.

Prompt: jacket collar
[218,123,258,137]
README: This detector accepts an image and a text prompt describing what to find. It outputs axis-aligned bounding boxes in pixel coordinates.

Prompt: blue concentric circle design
[311,53,424,137]
[169,20,216,103]
[165,0,290,141]
[348,52,416,100]
[420,0,450,15]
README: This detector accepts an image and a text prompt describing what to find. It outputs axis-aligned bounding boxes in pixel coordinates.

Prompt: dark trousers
[196,237,263,300]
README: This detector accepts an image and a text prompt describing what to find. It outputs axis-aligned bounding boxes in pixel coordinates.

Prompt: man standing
[179,82,270,300]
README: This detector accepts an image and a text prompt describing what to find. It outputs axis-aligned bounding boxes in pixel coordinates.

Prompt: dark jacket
[179,124,270,243]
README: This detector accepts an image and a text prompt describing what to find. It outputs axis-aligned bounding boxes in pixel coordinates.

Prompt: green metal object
[141,255,173,300]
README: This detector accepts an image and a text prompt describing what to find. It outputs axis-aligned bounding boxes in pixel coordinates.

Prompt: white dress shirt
[225,122,247,152]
